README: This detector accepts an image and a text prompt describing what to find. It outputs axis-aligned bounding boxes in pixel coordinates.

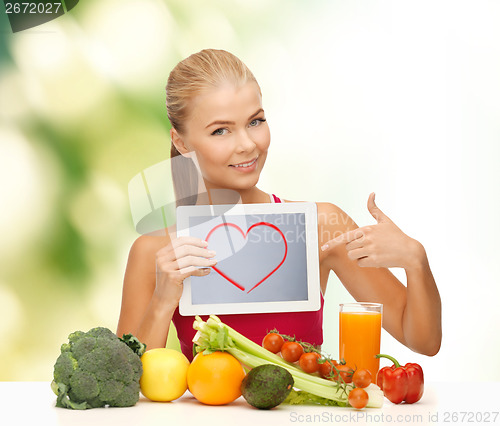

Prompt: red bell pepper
[375,354,424,404]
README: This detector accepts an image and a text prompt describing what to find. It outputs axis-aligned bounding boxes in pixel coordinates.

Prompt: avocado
[241,364,294,409]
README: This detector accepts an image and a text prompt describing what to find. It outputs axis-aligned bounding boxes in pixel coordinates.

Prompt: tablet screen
[189,212,307,304]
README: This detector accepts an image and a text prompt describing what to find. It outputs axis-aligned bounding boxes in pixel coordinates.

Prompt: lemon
[140,348,190,402]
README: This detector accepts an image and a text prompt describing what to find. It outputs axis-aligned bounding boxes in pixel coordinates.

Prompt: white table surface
[1,381,498,426]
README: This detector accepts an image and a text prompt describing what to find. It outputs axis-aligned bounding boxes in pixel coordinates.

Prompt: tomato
[280,341,304,363]
[352,368,372,388]
[335,364,354,383]
[299,352,321,373]
[318,359,338,379]
[348,387,369,409]
[262,333,285,354]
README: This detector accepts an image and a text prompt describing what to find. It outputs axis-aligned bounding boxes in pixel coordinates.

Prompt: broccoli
[51,327,146,409]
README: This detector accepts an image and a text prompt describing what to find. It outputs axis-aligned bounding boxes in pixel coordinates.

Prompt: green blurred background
[1,0,499,382]
[0,0,328,380]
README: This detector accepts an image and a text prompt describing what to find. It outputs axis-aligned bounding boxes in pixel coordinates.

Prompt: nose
[235,129,257,153]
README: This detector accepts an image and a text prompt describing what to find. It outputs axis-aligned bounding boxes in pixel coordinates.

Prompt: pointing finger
[321,228,364,251]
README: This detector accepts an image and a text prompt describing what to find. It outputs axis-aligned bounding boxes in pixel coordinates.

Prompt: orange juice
[339,307,382,383]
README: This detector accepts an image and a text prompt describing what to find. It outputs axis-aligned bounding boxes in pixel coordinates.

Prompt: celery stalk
[192,315,383,408]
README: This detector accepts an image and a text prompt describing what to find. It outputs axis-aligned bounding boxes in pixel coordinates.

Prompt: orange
[187,351,245,405]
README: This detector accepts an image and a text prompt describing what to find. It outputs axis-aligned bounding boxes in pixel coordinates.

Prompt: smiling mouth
[229,156,258,168]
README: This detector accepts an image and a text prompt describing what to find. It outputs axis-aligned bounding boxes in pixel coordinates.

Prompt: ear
[170,127,190,156]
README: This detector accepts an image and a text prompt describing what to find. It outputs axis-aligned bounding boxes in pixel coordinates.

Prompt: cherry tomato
[299,352,321,373]
[262,333,285,354]
[335,364,354,383]
[318,359,338,379]
[280,341,304,363]
[352,368,372,388]
[348,387,369,409]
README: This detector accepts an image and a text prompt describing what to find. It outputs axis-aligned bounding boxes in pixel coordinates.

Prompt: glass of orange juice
[339,302,382,383]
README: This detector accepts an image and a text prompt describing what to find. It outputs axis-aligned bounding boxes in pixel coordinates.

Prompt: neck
[198,180,269,205]
[233,187,268,204]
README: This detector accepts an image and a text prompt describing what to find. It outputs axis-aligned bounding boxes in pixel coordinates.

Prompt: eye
[211,128,228,136]
[249,118,266,127]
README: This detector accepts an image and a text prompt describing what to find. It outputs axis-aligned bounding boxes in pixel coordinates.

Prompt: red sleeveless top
[172,194,324,360]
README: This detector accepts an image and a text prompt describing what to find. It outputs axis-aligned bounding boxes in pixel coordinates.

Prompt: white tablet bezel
[176,202,320,316]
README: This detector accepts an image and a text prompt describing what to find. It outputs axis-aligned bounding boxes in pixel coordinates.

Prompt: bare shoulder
[315,202,358,247]
[282,199,358,245]
[282,199,357,229]
[316,202,358,230]
[129,231,173,262]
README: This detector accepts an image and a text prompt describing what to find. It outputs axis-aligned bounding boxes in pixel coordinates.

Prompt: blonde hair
[166,49,260,135]
[166,49,260,205]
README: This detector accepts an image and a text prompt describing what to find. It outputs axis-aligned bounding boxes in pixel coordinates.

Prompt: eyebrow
[205,108,264,129]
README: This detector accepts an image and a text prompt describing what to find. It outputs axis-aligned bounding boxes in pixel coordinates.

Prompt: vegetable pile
[51,327,146,409]
[192,315,384,409]
[50,321,426,411]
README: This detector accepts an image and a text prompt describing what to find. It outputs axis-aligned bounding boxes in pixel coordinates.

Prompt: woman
[117,49,442,360]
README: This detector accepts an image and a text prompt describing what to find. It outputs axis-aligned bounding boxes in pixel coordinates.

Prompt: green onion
[192,315,383,408]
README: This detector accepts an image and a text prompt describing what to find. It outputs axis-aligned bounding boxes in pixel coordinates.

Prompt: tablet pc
[176,202,320,316]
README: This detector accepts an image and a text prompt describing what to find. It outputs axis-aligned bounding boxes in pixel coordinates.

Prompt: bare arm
[116,236,173,349]
[319,196,442,356]
[116,234,217,350]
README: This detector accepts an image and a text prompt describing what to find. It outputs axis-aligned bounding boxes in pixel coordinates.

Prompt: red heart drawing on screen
[205,222,288,293]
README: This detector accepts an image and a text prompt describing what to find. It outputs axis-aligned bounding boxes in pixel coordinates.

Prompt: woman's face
[174,81,270,191]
